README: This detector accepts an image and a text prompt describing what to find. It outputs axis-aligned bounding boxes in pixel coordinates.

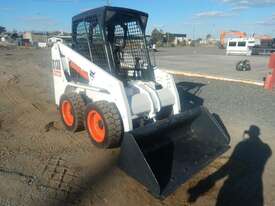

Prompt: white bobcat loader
[51,6,230,198]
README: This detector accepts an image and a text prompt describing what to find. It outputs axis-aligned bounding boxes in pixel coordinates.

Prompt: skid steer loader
[51,6,230,198]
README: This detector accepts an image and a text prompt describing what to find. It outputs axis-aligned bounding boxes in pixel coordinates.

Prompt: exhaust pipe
[118,107,230,198]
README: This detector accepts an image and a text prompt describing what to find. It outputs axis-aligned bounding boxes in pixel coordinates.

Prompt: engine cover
[126,81,175,118]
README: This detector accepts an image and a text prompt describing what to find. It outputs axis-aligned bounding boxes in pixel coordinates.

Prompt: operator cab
[72,6,154,82]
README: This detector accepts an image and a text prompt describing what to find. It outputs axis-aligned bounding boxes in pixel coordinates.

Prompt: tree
[10,32,19,40]
[206,34,212,40]
[165,33,175,44]
[151,28,163,44]
[0,26,6,34]
[197,38,202,42]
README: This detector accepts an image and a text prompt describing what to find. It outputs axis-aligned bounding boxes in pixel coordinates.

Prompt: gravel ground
[174,76,275,141]
[154,47,270,83]
[0,47,274,206]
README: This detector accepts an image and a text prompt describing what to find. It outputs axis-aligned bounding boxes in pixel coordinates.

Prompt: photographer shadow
[188,125,272,206]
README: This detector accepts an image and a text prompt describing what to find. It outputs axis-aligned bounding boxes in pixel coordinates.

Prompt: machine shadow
[188,125,272,206]
[176,81,205,111]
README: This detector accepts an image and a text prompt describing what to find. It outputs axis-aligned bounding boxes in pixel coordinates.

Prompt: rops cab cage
[72,6,154,82]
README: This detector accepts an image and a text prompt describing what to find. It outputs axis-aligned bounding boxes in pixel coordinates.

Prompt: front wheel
[85,101,123,149]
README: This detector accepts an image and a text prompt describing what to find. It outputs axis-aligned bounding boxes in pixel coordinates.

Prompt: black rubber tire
[245,64,251,71]
[85,101,123,149]
[236,61,242,71]
[59,93,85,132]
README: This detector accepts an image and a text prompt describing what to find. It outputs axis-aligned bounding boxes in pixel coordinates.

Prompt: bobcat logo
[90,70,95,80]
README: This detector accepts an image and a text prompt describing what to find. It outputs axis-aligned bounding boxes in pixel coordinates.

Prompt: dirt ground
[0,47,272,206]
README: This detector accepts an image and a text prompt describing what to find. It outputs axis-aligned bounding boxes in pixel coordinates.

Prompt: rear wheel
[85,101,123,148]
[59,93,85,132]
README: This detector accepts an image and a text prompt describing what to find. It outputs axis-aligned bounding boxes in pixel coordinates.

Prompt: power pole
[193,24,196,40]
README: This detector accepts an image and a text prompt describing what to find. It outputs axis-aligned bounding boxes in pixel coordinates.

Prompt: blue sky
[0,0,275,38]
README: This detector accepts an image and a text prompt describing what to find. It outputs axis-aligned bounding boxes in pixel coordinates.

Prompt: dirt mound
[0,42,16,50]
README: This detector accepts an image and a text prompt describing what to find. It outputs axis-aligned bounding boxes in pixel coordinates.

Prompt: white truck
[226,38,258,56]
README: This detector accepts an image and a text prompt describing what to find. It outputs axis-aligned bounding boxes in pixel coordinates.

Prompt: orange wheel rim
[87,110,106,143]
[61,100,74,126]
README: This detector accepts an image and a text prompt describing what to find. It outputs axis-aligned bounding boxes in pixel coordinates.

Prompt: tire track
[37,156,85,205]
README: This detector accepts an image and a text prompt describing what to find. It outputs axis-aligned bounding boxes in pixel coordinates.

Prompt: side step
[118,107,230,198]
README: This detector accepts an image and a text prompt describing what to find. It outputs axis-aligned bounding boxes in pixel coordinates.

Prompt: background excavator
[219,31,247,48]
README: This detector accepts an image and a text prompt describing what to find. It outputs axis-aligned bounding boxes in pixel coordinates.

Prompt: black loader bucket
[118,106,230,198]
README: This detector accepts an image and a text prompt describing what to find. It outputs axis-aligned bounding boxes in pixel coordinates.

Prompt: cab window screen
[75,21,90,59]
[86,15,109,71]
[113,20,149,70]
